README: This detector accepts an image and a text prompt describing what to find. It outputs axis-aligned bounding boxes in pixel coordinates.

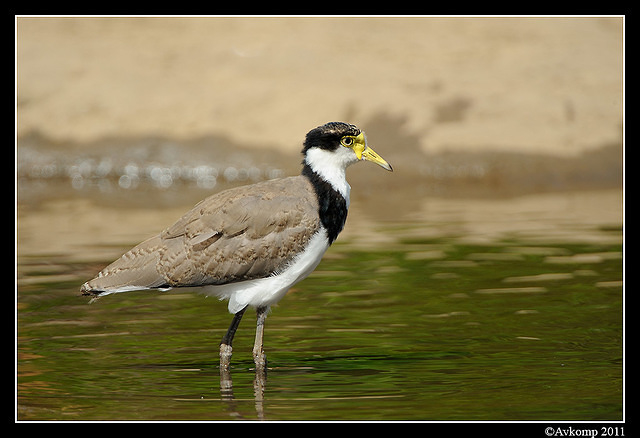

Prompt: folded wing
[81,176,320,295]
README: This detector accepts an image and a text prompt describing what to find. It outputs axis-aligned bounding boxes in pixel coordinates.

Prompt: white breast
[203,228,330,314]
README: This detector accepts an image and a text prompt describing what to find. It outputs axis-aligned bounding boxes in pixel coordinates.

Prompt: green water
[17,224,623,421]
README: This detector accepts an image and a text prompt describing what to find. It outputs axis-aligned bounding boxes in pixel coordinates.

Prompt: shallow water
[16,185,623,422]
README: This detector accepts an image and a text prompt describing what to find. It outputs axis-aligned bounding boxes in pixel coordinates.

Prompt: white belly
[203,229,330,314]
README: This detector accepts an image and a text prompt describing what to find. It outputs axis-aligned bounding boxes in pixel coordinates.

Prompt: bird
[80,122,392,372]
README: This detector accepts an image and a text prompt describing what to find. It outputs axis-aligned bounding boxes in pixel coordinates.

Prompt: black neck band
[301,165,348,245]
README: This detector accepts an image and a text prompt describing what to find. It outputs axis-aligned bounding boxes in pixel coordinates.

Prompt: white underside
[202,228,330,314]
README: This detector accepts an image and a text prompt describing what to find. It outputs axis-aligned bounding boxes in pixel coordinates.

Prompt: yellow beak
[361,146,393,171]
[353,132,393,171]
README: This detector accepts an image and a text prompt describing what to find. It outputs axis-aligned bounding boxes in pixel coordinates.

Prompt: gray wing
[81,176,320,294]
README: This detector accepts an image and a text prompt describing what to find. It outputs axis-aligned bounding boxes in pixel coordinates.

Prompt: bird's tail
[80,235,170,301]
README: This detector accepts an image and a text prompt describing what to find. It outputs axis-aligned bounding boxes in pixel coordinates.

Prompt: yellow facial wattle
[341,131,392,171]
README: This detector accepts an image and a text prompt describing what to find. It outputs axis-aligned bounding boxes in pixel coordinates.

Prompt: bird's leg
[220,306,247,371]
[253,306,269,374]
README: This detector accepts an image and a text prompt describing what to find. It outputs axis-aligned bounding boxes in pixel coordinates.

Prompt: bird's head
[302,122,393,172]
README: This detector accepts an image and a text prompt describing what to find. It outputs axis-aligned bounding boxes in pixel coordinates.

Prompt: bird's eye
[341,137,354,147]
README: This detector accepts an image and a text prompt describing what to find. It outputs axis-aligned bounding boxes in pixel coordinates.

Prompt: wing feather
[81,175,320,294]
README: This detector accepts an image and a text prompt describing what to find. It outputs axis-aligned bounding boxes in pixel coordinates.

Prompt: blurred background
[16,16,624,421]
[16,16,623,252]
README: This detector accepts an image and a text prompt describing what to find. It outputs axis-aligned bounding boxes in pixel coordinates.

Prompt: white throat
[304,147,353,207]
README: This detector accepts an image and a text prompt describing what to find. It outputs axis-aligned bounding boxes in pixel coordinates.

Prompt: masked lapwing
[80,122,392,372]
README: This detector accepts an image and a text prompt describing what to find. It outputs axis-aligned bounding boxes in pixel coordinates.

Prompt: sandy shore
[17,17,623,157]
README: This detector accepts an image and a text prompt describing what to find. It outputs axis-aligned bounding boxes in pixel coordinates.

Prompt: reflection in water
[16,214,622,420]
[219,363,267,420]
[253,368,266,420]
